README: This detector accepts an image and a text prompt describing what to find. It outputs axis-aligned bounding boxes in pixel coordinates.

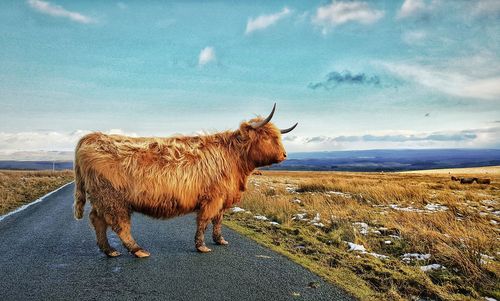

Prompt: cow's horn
[280,123,298,134]
[250,103,276,129]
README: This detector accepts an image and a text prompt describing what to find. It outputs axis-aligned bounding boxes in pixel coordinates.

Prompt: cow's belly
[131,197,197,219]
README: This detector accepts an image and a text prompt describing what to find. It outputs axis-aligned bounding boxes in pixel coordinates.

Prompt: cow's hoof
[216,238,229,245]
[134,249,150,258]
[197,245,212,253]
[106,250,121,257]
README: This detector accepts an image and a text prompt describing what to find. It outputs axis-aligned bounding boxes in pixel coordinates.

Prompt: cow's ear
[238,121,253,136]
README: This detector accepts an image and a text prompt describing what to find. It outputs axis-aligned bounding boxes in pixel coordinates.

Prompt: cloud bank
[1,127,498,155]
[380,62,500,100]
[27,0,96,24]
[0,129,136,153]
[308,71,380,90]
[283,127,500,152]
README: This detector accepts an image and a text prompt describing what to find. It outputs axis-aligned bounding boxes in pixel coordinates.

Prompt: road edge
[0,181,74,222]
[223,220,362,300]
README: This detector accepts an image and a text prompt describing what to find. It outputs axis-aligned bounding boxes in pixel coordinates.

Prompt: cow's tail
[73,141,86,220]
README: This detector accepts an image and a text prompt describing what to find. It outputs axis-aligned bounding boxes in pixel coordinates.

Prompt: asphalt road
[0,183,355,301]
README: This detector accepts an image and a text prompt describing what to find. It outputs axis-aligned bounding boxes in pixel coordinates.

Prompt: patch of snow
[424,203,448,212]
[389,234,401,240]
[484,297,497,301]
[254,215,268,221]
[325,191,352,198]
[480,253,495,265]
[369,252,389,260]
[492,211,500,216]
[401,253,431,262]
[292,213,308,221]
[352,222,369,235]
[310,213,321,223]
[491,220,498,225]
[231,207,245,213]
[269,221,280,226]
[307,213,324,227]
[420,264,445,272]
[291,198,302,204]
[346,242,389,260]
[389,204,424,213]
[347,242,366,252]
[384,240,392,245]
[481,200,496,205]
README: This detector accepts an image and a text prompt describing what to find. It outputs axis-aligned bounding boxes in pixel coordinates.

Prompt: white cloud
[283,127,500,152]
[402,30,427,44]
[313,1,384,33]
[198,46,216,66]
[397,0,428,19]
[0,129,137,152]
[0,127,498,156]
[245,7,291,34]
[380,62,500,100]
[27,0,96,24]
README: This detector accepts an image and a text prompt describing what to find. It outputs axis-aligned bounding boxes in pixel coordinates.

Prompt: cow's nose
[283,153,287,158]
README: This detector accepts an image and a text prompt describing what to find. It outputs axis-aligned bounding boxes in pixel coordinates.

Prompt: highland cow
[460,177,477,184]
[74,104,297,257]
[476,178,491,184]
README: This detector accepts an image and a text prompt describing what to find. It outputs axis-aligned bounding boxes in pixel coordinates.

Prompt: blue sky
[0,0,499,154]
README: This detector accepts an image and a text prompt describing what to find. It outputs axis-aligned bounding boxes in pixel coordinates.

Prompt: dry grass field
[1,167,498,300]
[0,170,74,215]
[225,169,500,301]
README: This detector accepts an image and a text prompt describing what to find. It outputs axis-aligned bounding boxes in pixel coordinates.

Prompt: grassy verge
[224,170,499,301]
[0,170,74,215]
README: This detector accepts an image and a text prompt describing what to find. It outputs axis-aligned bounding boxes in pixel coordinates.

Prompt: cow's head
[238,103,297,168]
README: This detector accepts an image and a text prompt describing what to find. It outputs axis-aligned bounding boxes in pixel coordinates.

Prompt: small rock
[308,281,320,289]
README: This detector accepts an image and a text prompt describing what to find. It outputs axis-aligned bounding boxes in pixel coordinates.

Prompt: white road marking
[0,181,74,222]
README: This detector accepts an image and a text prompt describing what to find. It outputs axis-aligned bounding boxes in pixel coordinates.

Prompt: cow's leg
[195,198,224,253]
[107,213,150,258]
[89,208,121,257]
[195,214,212,253]
[212,210,228,245]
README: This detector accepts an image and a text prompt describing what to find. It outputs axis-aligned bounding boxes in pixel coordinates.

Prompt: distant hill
[0,149,499,172]
[0,161,73,171]
[263,149,500,172]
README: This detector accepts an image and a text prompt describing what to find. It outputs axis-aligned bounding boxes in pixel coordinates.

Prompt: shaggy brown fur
[74,116,289,257]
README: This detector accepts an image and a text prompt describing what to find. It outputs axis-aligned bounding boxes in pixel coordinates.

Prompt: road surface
[0,183,355,301]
